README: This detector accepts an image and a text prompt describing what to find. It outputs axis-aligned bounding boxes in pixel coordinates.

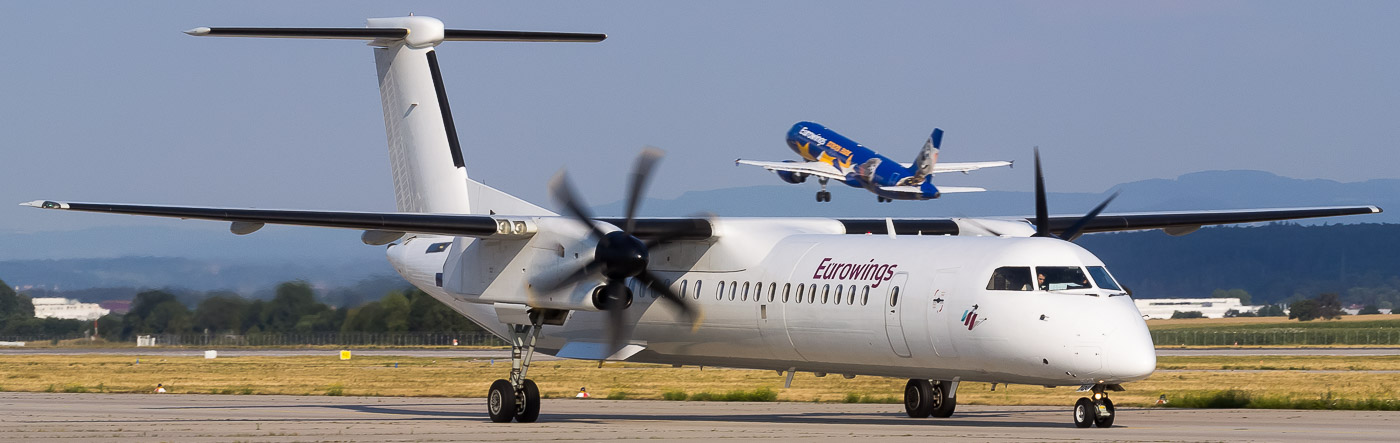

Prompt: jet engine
[777,170,808,184]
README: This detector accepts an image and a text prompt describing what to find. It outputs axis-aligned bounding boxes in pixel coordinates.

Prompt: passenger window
[717,281,726,300]
[848,285,857,305]
[890,286,900,307]
[680,280,688,298]
[783,283,791,303]
[742,282,750,301]
[661,279,670,298]
[769,283,777,303]
[862,286,870,306]
[822,284,830,304]
[835,285,844,305]
[796,284,805,303]
[730,282,737,301]
[694,280,702,299]
[809,284,817,303]
[986,266,1033,291]
[1036,266,1093,291]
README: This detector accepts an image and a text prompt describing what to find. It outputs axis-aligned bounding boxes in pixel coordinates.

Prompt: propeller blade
[636,270,703,331]
[1032,147,1051,237]
[603,281,629,355]
[548,170,607,239]
[535,258,606,293]
[624,147,664,233]
[1060,191,1120,242]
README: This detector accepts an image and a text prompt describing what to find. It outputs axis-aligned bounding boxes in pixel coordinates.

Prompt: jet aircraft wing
[896,160,1013,174]
[735,159,847,181]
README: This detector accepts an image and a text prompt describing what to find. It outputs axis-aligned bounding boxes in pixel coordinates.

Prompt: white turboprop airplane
[23,16,1382,428]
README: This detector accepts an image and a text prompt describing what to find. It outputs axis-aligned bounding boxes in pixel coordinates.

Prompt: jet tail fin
[909,128,943,185]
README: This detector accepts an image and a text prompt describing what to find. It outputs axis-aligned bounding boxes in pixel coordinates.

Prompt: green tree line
[2,278,485,339]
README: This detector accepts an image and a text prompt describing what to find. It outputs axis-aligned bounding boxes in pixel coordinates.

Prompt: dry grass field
[2,354,1397,408]
[1147,313,1400,329]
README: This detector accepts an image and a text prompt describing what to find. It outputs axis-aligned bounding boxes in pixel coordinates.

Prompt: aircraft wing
[896,160,1013,173]
[837,205,1383,236]
[735,159,847,181]
[878,185,986,196]
[18,200,713,241]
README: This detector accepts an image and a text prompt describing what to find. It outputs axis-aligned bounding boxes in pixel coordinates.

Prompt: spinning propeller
[541,147,702,353]
[1031,147,1118,242]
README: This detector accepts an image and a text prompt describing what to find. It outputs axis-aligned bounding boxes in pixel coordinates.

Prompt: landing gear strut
[1072,384,1116,428]
[903,379,957,418]
[488,314,544,423]
[816,177,831,202]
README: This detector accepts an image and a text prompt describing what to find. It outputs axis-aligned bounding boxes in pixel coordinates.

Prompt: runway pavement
[1,392,1395,442]
[5,346,1398,358]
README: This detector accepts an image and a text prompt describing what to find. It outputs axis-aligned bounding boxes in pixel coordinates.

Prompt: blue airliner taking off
[737,122,1012,202]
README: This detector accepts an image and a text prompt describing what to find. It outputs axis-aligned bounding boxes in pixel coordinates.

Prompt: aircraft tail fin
[188,16,602,215]
[909,128,943,185]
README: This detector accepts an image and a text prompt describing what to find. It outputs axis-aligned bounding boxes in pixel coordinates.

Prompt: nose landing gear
[1072,384,1118,428]
[903,379,958,419]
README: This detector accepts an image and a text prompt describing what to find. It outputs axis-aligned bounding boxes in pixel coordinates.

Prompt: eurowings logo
[798,127,828,146]
[961,305,985,331]
[812,258,898,288]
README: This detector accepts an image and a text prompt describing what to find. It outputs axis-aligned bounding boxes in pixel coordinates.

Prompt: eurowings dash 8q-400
[23,16,1382,428]
[738,122,1011,202]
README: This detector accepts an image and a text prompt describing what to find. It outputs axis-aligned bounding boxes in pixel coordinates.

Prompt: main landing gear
[1072,384,1117,428]
[488,316,544,423]
[903,379,957,418]
[816,177,831,202]
[877,196,892,203]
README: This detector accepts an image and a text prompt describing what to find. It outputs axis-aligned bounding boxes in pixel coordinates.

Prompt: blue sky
[2,1,1397,234]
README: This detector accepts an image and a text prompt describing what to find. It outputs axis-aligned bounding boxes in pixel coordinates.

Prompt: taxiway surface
[1,392,1395,442]
[5,347,1397,358]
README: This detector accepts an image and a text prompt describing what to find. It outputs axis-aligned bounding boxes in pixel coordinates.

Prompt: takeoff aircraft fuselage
[25,15,1381,427]
[786,122,941,199]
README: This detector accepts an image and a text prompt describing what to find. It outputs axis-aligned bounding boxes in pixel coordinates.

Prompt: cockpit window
[1036,266,1092,291]
[986,267,1033,291]
[1087,266,1122,291]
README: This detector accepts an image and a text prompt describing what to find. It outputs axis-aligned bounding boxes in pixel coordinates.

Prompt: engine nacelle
[777,170,808,184]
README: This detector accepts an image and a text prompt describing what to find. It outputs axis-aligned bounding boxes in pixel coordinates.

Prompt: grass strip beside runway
[1,354,1397,409]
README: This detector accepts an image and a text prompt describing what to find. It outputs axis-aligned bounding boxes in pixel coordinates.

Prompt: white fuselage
[387,217,1156,387]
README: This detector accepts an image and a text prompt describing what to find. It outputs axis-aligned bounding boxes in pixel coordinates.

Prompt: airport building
[1134,298,1250,319]
[31,297,110,321]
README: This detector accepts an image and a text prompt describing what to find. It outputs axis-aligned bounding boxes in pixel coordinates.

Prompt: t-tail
[186,16,604,216]
[907,128,942,186]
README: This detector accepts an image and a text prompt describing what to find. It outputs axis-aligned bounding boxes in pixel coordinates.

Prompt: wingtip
[1371,205,1384,213]
[184,27,211,36]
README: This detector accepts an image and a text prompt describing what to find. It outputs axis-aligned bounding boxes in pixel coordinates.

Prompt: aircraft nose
[1104,321,1156,381]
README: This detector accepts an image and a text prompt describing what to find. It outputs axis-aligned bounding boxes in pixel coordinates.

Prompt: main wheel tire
[904,379,933,418]
[488,379,517,423]
[1073,397,1094,428]
[930,381,957,418]
[516,379,541,423]
[1093,398,1115,428]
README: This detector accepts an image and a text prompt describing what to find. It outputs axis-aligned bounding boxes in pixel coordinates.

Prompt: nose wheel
[1072,385,1116,428]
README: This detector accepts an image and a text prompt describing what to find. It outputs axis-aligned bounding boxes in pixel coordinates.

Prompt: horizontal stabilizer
[185,26,605,42]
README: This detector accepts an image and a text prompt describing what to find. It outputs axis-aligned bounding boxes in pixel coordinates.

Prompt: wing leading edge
[837,205,1382,236]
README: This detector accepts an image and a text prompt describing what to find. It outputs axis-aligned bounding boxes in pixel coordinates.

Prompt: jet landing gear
[1072,384,1117,428]
[904,379,957,418]
[488,317,544,423]
[816,177,831,202]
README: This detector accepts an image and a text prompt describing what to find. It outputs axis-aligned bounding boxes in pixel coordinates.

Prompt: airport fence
[1,331,507,347]
[1151,328,1400,346]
